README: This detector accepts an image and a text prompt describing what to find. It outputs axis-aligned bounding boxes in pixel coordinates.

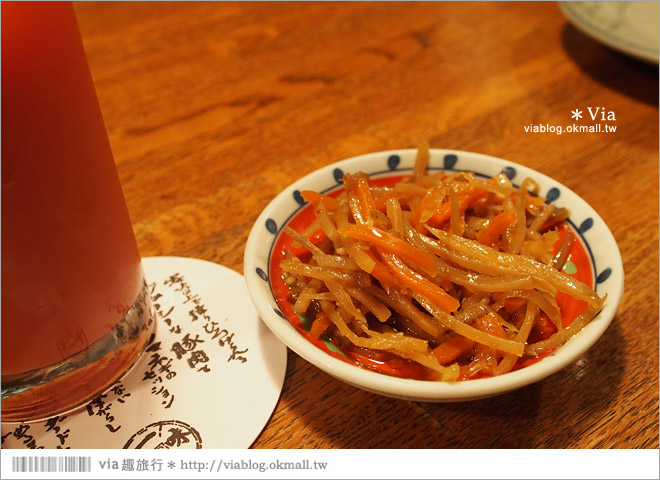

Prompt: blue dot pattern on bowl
[444,154,458,170]
[546,187,560,203]
[256,267,268,282]
[293,190,306,206]
[579,218,594,234]
[333,168,344,183]
[265,218,277,234]
[387,154,400,170]
[596,268,612,284]
[501,166,517,180]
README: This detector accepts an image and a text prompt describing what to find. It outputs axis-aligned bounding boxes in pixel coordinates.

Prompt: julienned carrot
[426,187,488,227]
[339,224,437,272]
[289,228,327,257]
[503,296,527,313]
[378,250,460,313]
[475,210,517,247]
[473,312,507,339]
[361,249,398,288]
[344,172,378,223]
[432,335,474,365]
[373,190,402,213]
[309,313,332,339]
[529,312,557,343]
[408,188,442,228]
[301,190,339,212]
[372,191,392,214]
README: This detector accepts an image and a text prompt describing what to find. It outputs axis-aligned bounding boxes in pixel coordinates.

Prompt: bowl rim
[244,149,624,401]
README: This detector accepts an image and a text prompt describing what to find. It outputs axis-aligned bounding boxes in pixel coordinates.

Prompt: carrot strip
[473,312,507,339]
[528,312,558,343]
[339,224,437,272]
[503,296,527,313]
[475,210,517,247]
[378,250,460,313]
[371,262,398,288]
[373,190,399,213]
[309,313,332,339]
[361,249,398,288]
[406,195,423,229]
[344,172,377,223]
[411,188,442,226]
[301,190,339,212]
[432,336,474,364]
[427,187,488,227]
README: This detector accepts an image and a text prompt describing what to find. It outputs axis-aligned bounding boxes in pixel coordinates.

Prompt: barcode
[11,456,92,473]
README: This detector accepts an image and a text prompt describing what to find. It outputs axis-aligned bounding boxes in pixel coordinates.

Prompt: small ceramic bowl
[244,149,624,402]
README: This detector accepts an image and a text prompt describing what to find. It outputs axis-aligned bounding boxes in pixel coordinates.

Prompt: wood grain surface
[73,1,658,449]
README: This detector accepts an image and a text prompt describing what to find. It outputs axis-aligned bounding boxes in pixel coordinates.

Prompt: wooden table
[74,1,658,449]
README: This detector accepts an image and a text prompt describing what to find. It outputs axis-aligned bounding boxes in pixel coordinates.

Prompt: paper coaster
[1,256,287,449]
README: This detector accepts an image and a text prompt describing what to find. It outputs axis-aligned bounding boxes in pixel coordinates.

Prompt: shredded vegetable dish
[276,148,605,381]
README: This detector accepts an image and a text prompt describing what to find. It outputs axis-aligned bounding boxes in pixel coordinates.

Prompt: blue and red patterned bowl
[244,149,624,401]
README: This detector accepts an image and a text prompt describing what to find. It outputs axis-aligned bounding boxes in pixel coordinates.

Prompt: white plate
[244,149,624,402]
[560,1,659,63]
